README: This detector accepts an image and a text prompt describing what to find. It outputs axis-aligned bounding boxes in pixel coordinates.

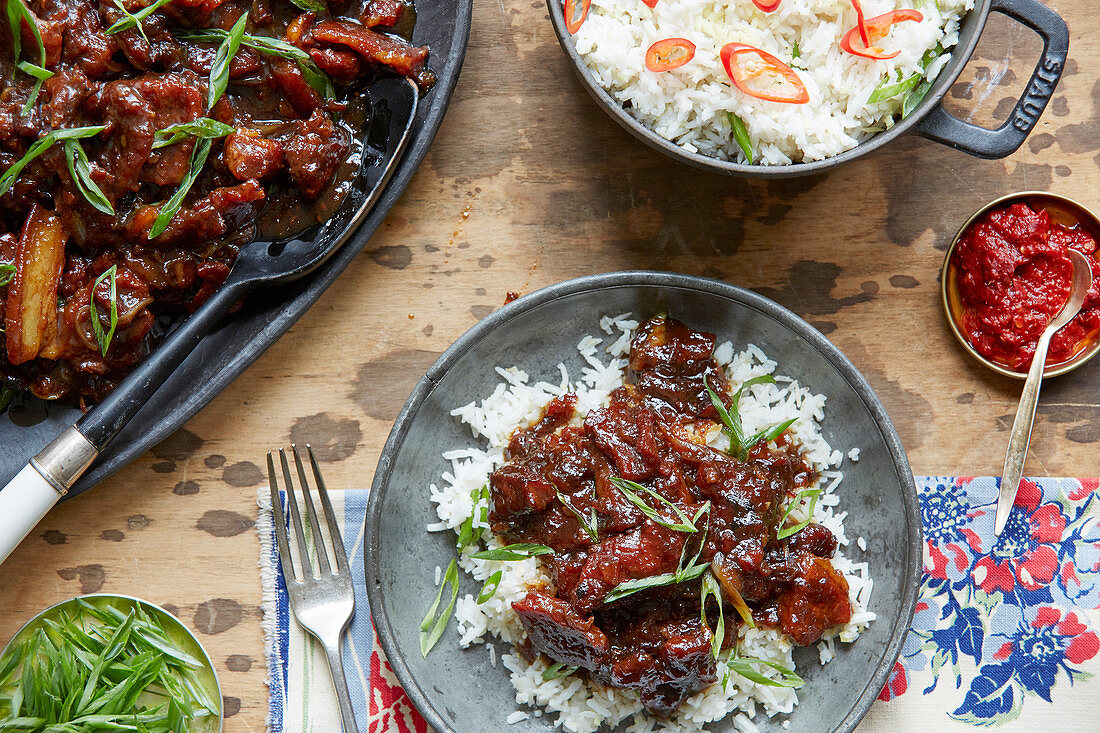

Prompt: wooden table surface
[2,0,1097,729]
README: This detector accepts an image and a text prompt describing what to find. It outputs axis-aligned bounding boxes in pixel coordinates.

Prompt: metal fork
[267,445,359,733]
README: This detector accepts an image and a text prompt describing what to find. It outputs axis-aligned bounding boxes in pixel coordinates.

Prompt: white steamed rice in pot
[570,0,974,164]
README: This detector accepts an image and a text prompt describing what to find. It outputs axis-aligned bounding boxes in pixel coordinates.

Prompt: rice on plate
[426,313,876,733]
[568,0,974,164]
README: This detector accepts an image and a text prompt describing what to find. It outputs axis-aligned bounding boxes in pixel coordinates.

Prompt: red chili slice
[850,0,870,47]
[720,42,809,104]
[645,38,696,72]
[564,0,591,34]
[841,9,923,60]
[752,0,781,11]
[641,0,658,8]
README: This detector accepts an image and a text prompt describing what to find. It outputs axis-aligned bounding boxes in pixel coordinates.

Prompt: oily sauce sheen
[491,316,851,717]
[0,0,433,406]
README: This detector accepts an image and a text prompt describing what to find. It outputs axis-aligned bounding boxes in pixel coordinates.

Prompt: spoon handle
[994,333,1054,536]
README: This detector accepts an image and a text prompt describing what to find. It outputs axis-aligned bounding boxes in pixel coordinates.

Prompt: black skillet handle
[915,0,1069,159]
[75,277,251,450]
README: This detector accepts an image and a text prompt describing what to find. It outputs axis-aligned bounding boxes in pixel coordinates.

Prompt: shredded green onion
[419,559,459,656]
[610,477,698,532]
[775,488,823,540]
[89,265,119,356]
[727,112,753,163]
[470,543,554,562]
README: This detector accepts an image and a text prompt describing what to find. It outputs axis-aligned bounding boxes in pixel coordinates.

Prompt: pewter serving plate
[365,271,920,733]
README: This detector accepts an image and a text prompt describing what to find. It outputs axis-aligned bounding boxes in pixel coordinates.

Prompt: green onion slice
[556,490,599,542]
[148,136,212,239]
[603,561,710,605]
[725,653,804,689]
[419,559,459,657]
[0,263,14,287]
[541,661,578,680]
[89,265,119,357]
[700,571,725,659]
[15,61,50,80]
[727,113,753,163]
[206,12,249,110]
[476,570,502,604]
[0,125,106,199]
[104,0,174,37]
[8,0,47,113]
[470,543,553,562]
[456,484,489,552]
[64,140,114,215]
[152,118,236,150]
[775,488,823,540]
[180,28,335,99]
[610,477,698,533]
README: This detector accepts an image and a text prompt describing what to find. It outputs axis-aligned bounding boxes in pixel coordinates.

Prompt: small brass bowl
[941,190,1100,380]
[0,594,223,732]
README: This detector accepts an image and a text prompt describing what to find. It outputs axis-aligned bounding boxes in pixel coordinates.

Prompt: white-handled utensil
[994,249,1093,536]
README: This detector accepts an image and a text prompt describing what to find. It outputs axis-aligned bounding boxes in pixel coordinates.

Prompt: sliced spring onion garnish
[705,374,796,460]
[557,490,599,542]
[542,661,578,680]
[15,60,50,80]
[603,561,710,605]
[152,118,236,150]
[775,488,823,540]
[0,126,107,199]
[470,543,554,562]
[456,484,489,552]
[610,477,698,532]
[286,0,325,13]
[8,0,47,113]
[476,570,502,604]
[207,12,249,110]
[727,112,753,162]
[64,140,114,215]
[89,265,119,357]
[105,0,174,37]
[700,571,725,659]
[675,502,711,572]
[0,263,14,287]
[0,599,220,730]
[724,653,804,689]
[743,417,797,453]
[420,559,459,657]
[179,29,335,99]
[148,136,212,239]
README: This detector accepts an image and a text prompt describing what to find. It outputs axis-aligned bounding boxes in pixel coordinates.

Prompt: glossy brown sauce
[492,316,852,716]
[0,0,433,406]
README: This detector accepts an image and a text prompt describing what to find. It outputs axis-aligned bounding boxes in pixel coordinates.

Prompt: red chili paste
[952,202,1100,371]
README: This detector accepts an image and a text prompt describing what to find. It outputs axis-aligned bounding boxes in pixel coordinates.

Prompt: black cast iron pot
[548,0,1069,177]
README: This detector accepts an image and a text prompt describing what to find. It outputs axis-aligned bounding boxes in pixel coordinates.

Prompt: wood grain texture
[1,0,1097,729]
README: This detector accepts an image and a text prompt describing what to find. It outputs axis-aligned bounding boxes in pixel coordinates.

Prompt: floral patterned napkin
[259,477,1100,733]
[861,476,1100,731]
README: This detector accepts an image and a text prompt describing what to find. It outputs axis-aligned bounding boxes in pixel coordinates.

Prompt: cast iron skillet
[366,271,922,733]
[0,0,472,497]
[547,0,1069,176]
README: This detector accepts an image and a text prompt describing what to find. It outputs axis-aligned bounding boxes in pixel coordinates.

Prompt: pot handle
[914,0,1069,159]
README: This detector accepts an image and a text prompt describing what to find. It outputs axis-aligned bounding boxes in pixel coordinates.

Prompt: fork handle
[322,638,360,733]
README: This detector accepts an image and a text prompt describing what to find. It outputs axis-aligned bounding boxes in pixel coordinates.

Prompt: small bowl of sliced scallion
[0,594,222,733]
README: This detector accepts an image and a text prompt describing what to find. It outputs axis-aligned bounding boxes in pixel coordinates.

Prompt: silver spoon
[994,248,1094,536]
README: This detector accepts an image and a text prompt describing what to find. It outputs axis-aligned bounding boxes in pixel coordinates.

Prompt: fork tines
[266,444,350,583]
